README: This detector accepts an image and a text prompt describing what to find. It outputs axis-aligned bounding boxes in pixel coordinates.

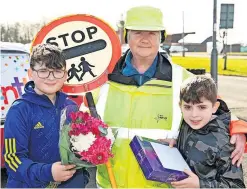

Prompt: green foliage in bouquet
[59,125,95,169]
[59,105,117,169]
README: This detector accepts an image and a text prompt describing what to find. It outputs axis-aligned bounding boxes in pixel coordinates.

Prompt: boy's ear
[213,101,220,113]
[64,70,68,80]
[179,101,182,108]
[178,101,183,113]
[28,69,33,80]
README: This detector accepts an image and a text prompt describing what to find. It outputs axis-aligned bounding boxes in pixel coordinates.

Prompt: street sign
[220,4,234,29]
[32,14,121,94]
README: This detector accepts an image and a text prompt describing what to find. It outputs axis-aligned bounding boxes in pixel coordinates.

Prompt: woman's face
[128,30,160,59]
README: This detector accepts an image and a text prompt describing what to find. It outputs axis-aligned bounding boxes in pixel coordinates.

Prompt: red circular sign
[32,14,121,94]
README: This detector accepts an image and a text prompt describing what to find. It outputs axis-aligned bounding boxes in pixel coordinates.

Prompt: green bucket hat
[125,6,165,31]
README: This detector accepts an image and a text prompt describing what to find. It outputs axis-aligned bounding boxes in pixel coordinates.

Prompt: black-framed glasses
[32,68,66,79]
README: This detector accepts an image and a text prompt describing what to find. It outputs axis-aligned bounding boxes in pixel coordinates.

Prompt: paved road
[218,75,247,120]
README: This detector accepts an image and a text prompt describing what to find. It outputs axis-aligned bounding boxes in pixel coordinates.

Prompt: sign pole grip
[85,92,101,120]
[85,92,117,188]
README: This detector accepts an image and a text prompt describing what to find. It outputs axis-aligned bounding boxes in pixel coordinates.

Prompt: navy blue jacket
[3,81,89,188]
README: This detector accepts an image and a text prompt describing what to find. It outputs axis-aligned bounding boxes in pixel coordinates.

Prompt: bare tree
[0,24,6,41]
[13,22,21,42]
[0,20,46,43]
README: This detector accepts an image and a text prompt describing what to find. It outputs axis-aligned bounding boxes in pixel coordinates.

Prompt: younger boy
[172,75,245,188]
[3,44,89,188]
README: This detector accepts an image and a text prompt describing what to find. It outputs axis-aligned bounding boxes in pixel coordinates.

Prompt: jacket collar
[108,49,172,85]
[122,51,158,78]
[22,81,68,108]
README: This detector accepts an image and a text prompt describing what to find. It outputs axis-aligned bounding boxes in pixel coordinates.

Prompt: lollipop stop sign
[32,14,121,94]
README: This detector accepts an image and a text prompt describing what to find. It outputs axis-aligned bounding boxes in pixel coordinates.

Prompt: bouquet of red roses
[59,104,115,168]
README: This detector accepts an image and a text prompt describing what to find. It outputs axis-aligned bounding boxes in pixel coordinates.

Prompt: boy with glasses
[3,44,89,188]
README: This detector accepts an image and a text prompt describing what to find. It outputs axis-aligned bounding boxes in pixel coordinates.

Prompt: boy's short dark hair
[30,43,66,69]
[180,75,217,105]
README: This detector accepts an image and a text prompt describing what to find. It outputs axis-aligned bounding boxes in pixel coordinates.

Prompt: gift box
[130,135,190,183]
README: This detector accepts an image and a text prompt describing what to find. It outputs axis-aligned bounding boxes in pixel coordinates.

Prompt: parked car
[170,46,188,53]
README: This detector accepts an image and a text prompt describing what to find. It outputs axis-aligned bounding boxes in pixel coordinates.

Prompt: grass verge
[172,56,247,77]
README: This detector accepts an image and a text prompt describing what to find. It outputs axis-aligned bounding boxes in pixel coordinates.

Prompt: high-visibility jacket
[91,52,247,188]
[94,52,192,188]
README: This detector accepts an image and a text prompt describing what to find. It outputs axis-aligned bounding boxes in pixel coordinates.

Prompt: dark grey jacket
[177,100,245,188]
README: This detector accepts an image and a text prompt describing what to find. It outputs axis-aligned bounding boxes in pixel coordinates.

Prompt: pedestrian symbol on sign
[67,64,81,83]
[78,57,97,80]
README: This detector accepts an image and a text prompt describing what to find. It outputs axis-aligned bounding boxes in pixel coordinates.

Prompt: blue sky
[1,0,246,44]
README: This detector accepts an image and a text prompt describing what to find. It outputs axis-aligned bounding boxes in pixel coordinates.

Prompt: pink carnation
[68,110,113,165]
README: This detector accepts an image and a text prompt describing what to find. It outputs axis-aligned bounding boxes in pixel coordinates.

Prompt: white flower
[70,132,96,152]
[105,128,115,147]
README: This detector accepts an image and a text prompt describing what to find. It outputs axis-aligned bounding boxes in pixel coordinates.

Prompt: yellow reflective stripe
[171,64,183,136]
[8,139,19,168]
[113,128,179,140]
[4,139,16,172]
[96,83,110,120]
[12,138,21,164]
